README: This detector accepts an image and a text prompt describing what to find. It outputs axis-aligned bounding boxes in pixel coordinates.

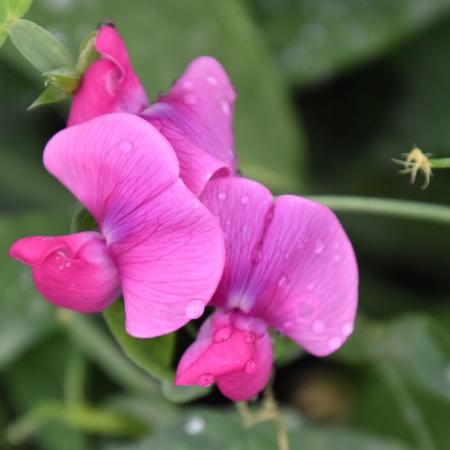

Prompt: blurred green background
[1,0,450,449]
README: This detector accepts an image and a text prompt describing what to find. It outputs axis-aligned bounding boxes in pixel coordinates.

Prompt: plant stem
[430,158,450,169]
[309,196,450,225]
[377,361,435,450]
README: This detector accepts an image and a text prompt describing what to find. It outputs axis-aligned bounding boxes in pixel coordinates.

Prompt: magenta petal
[143,56,237,195]
[9,232,120,312]
[201,177,359,357]
[68,25,148,126]
[44,113,225,337]
[175,311,273,401]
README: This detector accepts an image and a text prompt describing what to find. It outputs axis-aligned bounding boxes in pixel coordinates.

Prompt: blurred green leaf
[338,315,450,401]
[103,300,176,381]
[25,0,306,192]
[0,0,33,47]
[248,0,450,87]
[9,18,73,72]
[0,214,68,369]
[105,408,411,450]
[161,379,212,404]
[272,333,302,366]
[28,84,68,109]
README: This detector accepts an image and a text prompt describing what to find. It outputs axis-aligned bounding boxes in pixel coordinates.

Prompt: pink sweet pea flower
[69,24,236,196]
[175,177,358,401]
[9,113,225,338]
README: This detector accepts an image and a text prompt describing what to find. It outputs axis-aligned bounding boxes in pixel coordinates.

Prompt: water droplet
[197,373,214,387]
[217,192,226,200]
[206,76,218,85]
[69,283,76,290]
[252,249,263,264]
[306,283,315,291]
[184,94,197,105]
[221,100,230,115]
[283,320,294,329]
[328,337,341,350]
[183,80,193,89]
[213,326,232,342]
[225,219,231,226]
[314,240,325,254]
[240,195,250,205]
[244,358,257,374]
[184,416,205,435]
[278,275,289,288]
[185,300,205,319]
[64,262,72,268]
[241,225,248,233]
[244,332,256,343]
[333,254,341,263]
[342,323,353,336]
[313,320,325,334]
[333,243,340,250]
[119,141,133,153]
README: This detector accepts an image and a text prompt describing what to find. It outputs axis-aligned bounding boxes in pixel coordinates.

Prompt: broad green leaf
[248,0,450,87]
[2,334,89,450]
[0,214,67,369]
[105,408,411,450]
[338,315,450,401]
[9,19,74,72]
[103,300,176,381]
[272,332,302,366]
[0,0,33,47]
[26,0,307,192]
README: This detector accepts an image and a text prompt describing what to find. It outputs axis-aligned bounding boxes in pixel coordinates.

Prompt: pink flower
[175,177,358,401]
[69,24,236,196]
[9,113,225,338]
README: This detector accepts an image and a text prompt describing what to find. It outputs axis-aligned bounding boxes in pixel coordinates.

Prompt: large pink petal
[68,24,148,126]
[175,311,273,401]
[201,178,359,356]
[44,113,225,337]
[8,232,119,313]
[143,56,236,195]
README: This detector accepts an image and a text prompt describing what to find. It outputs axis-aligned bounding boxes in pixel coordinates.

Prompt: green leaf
[26,0,307,192]
[0,0,33,47]
[248,0,450,87]
[0,214,67,370]
[161,379,212,404]
[28,84,68,109]
[338,315,450,401]
[105,408,412,450]
[272,332,302,366]
[44,67,80,92]
[9,18,74,73]
[75,30,98,74]
[103,300,176,381]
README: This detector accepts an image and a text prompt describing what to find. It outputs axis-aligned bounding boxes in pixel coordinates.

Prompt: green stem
[7,401,148,444]
[308,196,450,225]
[58,312,159,398]
[376,361,435,450]
[64,349,87,405]
[430,158,450,169]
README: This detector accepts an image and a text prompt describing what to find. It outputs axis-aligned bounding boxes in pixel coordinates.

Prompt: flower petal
[175,311,273,401]
[44,113,225,337]
[201,177,359,356]
[68,24,148,126]
[8,232,120,312]
[143,56,237,195]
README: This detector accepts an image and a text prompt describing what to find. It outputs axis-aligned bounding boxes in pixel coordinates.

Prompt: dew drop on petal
[342,323,353,336]
[333,254,342,263]
[184,416,206,435]
[306,283,315,291]
[217,192,227,201]
[221,100,230,115]
[313,320,325,334]
[278,275,289,288]
[197,373,215,387]
[206,76,218,85]
[119,141,133,154]
[240,195,250,205]
[185,300,205,319]
[244,358,257,374]
[328,337,342,350]
[252,249,263,264]
[213,326,232,342]
[183,80,194,89]
[314,240,325,255]
[244,332,256,343]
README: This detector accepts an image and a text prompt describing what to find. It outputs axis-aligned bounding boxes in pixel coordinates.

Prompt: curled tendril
[392,147,433,189]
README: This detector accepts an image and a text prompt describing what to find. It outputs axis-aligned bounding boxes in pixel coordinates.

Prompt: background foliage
[0,1,449,449]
